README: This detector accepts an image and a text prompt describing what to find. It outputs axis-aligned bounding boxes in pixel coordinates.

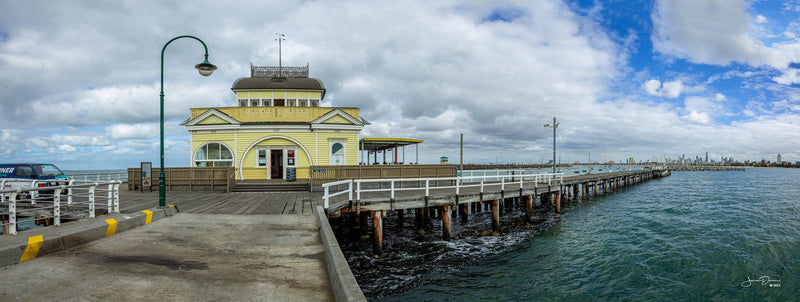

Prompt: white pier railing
[1,179,121,235]
[322,171,563,210]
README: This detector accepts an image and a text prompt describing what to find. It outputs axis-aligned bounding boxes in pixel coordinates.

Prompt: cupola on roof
[231,63,326,98]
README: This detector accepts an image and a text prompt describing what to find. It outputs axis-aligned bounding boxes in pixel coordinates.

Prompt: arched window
[331,143,343,155]
[330,142,344,165]
[194,142,233,167]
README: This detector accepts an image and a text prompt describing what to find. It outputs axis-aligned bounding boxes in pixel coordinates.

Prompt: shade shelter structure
[359,138,424,164]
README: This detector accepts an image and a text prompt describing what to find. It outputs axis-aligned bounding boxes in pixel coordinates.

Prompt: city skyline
[1,1,799,170]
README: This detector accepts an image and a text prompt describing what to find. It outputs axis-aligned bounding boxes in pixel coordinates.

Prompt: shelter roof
[359,138,424,152]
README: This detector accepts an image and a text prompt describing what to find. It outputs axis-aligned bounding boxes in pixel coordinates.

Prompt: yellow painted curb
[20,235,44,262]
[105,219,118,237]
[141,210,153,224]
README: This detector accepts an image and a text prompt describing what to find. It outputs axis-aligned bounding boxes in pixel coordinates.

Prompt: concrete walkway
[0,213,334,301]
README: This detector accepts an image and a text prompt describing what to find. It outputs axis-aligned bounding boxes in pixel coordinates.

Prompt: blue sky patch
[483,6,525,23]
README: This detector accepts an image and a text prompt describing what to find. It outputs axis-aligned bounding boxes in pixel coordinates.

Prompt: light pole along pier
[158,35,217,207]
[322,168,671,257]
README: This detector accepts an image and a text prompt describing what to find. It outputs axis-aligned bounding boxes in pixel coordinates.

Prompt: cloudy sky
[1,0,799,170]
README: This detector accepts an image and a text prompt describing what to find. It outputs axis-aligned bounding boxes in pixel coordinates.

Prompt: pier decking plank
[116,190,323,215]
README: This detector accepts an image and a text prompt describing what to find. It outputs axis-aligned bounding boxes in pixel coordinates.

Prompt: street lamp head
[195,60,217,77]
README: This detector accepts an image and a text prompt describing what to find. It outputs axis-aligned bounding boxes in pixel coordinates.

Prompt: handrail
[1,180,122,235]
[320,171,564,211]
[66,172,128,182]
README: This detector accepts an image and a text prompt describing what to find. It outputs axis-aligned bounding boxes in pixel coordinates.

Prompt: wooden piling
[524,195,533,223]
[583,183,588,199]
[372,210,383,257]
[442,205,451,241]
[490,199,500,235]
[415,208,425,231]
[555,191,561,215]
[460,203,469,224]
[572,185,578,201]
[359,211,370,239]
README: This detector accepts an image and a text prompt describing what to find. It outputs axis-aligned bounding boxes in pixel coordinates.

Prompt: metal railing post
[107,184,113,213]
[425,179,430,198]
[324,185,330,209]
[356,181,362,201]
[53,187,62,226]
[29,180,37,204]
[348,180,353,205]
[113,183,120,213]
[8,190,18,235]
[67,179,74,205]
[88,185,96,219]
[390,180,395,200]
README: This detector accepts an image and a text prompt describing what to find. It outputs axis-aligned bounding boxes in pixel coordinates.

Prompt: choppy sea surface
[337,168,800,301]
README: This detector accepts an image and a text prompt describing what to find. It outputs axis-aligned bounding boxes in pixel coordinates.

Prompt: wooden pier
[322,169,671,257]
[667,165,746,171]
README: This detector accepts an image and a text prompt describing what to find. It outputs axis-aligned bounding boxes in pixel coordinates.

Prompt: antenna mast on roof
[275,33,285,77]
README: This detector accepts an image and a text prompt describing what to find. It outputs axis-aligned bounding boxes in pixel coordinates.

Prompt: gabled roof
[181,109,240,126]
[310,108,364,126]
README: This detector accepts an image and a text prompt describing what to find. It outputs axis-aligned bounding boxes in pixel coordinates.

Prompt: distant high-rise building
[777,154,782,165]
[705,152,708,163]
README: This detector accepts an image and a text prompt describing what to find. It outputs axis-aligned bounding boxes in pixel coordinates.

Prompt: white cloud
[107,123,159,140]
[681,111,711,124]
[661,81,684,98]
[773,69,800,84]
[58,145,78,152]
[754,15,767,24]
[652,0,800,68]
[642,79,684,98]
[643,79,662,96]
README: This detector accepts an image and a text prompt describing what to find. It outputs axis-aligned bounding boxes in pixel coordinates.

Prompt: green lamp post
[159,35,216,207]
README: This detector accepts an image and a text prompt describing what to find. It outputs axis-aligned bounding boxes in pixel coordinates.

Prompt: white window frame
[329,138,346,166]
[194,142,234,167]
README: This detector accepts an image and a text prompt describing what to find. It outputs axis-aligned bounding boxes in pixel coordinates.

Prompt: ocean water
[338,168,800,301]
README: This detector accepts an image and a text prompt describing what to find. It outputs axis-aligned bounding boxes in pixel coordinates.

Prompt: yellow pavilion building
[182,64,367,181]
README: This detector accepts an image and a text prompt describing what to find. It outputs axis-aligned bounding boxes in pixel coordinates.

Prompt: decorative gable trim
[310,108,363,126]
[182,109,240,126]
